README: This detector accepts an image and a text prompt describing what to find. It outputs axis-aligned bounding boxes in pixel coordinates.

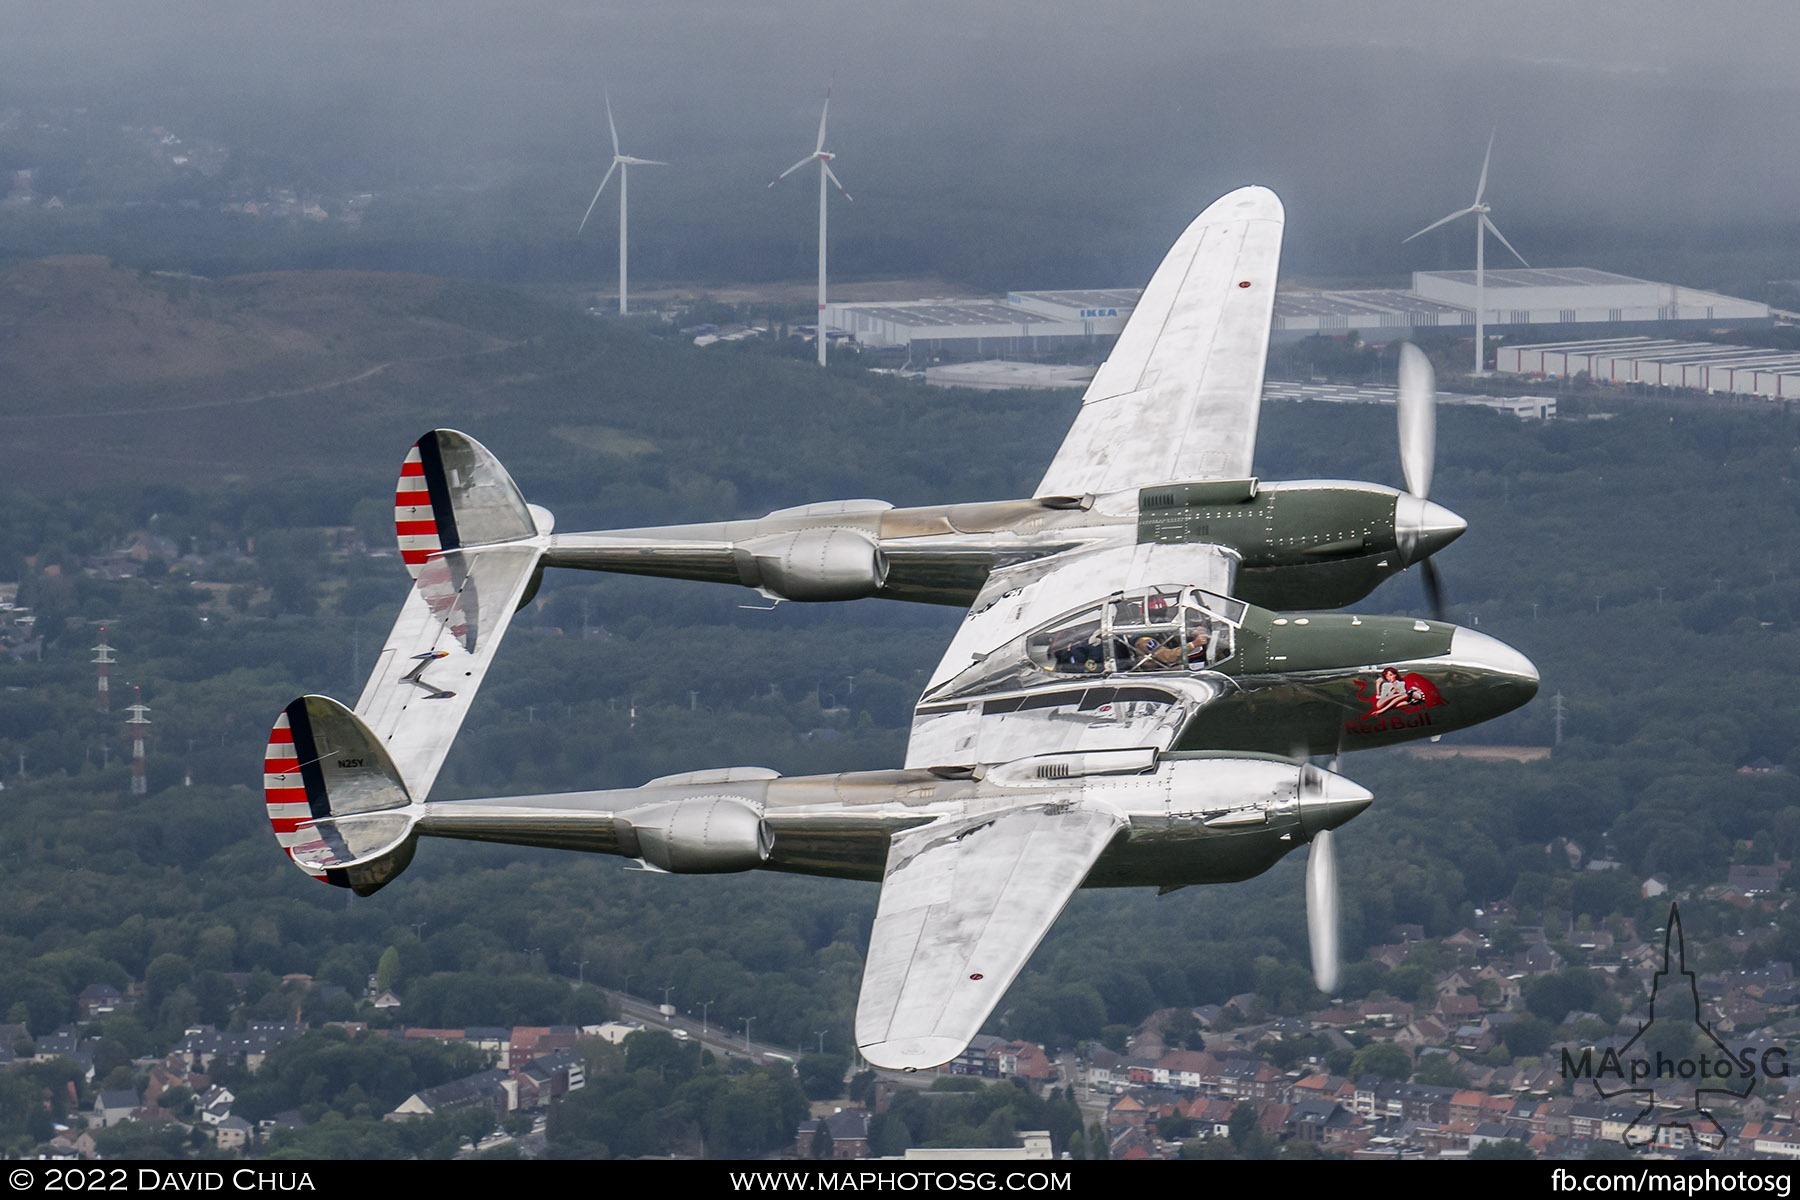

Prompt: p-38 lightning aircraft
[263,186,1537,1071]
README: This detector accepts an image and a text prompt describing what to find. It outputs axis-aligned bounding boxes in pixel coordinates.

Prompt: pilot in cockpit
[1129,634,1187,671]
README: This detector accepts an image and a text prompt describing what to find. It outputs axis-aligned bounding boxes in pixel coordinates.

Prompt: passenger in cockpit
[1184,624,1212,666]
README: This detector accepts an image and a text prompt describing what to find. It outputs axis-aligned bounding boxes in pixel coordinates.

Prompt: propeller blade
[577,160,619,234]
[1475,127,1495,204]
[1421,558,1449,624]
[1396,342,1436,500]
[606,93,620,158]
[769,154,814,187]
[1482,214,1530,268]
[1307,827,1340,994]
[823,162,852,202]
[1402,204,1478,244]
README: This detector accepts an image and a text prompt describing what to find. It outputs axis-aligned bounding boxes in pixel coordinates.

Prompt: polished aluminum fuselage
[411,751,1356,890]
[543,478,1431,612]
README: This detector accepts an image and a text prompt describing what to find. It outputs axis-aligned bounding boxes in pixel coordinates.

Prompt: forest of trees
[0,292,1795,1155]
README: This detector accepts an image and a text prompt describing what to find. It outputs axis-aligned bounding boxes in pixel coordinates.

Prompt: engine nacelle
[628,797,773,874]
[737,528,888,601]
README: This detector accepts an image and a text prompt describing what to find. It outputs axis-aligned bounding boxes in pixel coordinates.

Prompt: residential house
[513,1047,585,1110]
[76,985,125,1021]
[1083,1046,1126,1093]
[950,1035,1004,1077]
[197,1085,236,1126]
[995,1040,1055,1082]
[508,1026,580,1069]
[92,1088,140,1129]
[1152,1049,1216,1091]
[1290,1099,1359,1146]
[170,1023,299,1073]
[389,1068,511,1119]
[1107,1094,1150,1132]
[212,1115,253,1153]
[1728,865,1783,897]
[796,1108,871,1159]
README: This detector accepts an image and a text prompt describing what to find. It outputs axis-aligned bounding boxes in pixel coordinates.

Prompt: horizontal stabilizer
[264,696,419,896]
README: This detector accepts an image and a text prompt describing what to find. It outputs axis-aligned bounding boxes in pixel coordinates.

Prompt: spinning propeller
[1297,751,1368,995]
[1307,825,1340,993]
[1395,342,1463,621]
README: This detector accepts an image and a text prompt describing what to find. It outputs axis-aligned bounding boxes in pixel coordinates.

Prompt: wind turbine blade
[577,160,619,234]
[1397,342,1436,501]
[1475,126,1495,204]
[607,93,620,158]
[770,155,814,187]
[1307,828,1340,994]
[619,157,668,167]
[1483,215,1530,267]
[1402,205,1478,244]
[823,163,852,202]
[815,92,830,154]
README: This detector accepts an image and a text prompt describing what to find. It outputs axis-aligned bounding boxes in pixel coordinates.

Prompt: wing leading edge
[856,801,1127,1070]
[1036,186,1284,498]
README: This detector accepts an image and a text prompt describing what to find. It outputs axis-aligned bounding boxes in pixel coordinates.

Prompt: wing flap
[856,801,1126,1070]
[1036,186,1283,497]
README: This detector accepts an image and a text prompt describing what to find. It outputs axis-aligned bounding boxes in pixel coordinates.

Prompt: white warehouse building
[824,269,1768,358]
[1498,336,1800,401]
[823,290,1135,357]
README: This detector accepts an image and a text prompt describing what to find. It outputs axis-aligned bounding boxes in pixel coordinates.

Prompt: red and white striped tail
[392,430,540,579]
[395,444,444,579]
[262,696,417,895]
[263,708,333,884]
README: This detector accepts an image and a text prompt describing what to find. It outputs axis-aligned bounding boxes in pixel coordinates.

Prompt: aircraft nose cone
[1450,626,1539,688]
[1396,494,1467,565]
[1298,765,1373,838]
[1449,626,1541,712]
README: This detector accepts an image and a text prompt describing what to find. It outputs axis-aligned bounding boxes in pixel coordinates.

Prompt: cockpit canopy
[1031,585,1242,676]
[924,584,1245,703]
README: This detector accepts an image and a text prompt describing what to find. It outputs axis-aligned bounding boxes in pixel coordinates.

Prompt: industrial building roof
[1427,268,1644,290]
[1272,289,1466,319]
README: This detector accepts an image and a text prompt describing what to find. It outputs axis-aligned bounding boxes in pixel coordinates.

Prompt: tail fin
[265,695,418,896]
[355,431,552,800]
[395,430,551,576]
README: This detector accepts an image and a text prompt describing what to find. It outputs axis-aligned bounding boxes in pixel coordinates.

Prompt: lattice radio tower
[91,628,115,712]
[125,686,151,797]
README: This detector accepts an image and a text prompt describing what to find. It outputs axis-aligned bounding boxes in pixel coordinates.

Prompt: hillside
[0,258,556,490]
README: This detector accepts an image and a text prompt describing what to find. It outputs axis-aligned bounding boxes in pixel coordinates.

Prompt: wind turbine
[1403,130,1529,376]
[770,92,851,366]
[578,95,666,316]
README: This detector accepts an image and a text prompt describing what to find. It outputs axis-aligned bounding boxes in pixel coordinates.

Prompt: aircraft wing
[856,799,1127,1070]
[1035,186,1283,497]
[905,542,1237,768]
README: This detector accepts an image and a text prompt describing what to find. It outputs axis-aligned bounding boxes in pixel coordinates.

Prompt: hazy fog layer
[2,2,1795,286]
